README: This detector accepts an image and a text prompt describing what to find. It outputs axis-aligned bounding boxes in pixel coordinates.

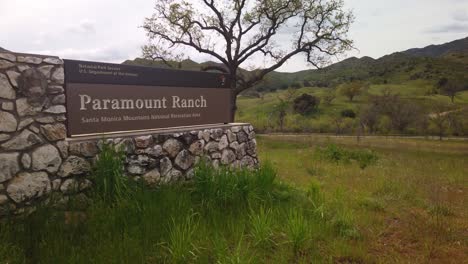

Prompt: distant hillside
[403,37,468,58]
[124,36,468,93]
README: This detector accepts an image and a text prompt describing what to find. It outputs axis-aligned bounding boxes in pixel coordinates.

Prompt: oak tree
[143,0,353,120]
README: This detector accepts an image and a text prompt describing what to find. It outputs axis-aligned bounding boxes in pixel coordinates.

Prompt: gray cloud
[453,10,468,21]
[425,22,468,34]
[68,19,96,35]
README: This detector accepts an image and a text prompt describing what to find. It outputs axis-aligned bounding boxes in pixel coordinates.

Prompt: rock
[51,68,64,84]
[232,142,247,159]
[35,116,55,124]
[47,85,64,94]
[210,128,223,141]
[146,144,163,157]
[128,155,151,166]
[0,111,17,132]
[51,179,61,191]
[249,125,254,132]
[231,126,242,133]
[0,153,20,183]
[51,94,66,104]
[69,141,99,157]
[55,115,66,122]
[40,123,66,141]
[163,138,183,158]
[7,172,51,203]
[128,164,145,175]
[160,157,172,176]
[189,140,205,155]
[1,129,43,150]
[200,129,211,142]
[43,105,66,114]
[56,140,69,158]
[142,169,161,186]
[0,53,16,62]
[115,138,134,154]
[0,133,11,142]
[240,156,255,169]
[16,98,43,116]
[79,179,92,191]
[226,130,237,142]
[31,144,62,173]
[135,135,153,148]
[38,65,54,78]
[18,56,42,64]
[163,169,182,183]
[60,179,79,194]
[17,118,34,130]
[243,126,250,134]
[204,141,219,153]
[249,131,256,140]
[175,150,194,170]
[0,73,15,99]
[221,149,236,165]
[58,156,91,177]
[1,102,14,111]
[17,68,48,104]
[6,71,20,87]
[21,153,31,169]
[237,131,248,143]
[246,139,257,156]
[29,124,39,133]
[43,57,63,65]
[186,168,195,180]
[0,195,8,205]
[212,159,220,169]
[218,135,229,150]
[0,59,15,70]
[211,152,221,159]
[17,65,30,72]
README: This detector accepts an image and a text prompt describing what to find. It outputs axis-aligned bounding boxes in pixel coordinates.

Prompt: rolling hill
[123,36,468,93]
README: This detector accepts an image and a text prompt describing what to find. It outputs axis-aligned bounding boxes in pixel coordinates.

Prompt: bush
[293,93,320,115]
[340,109,356,118]
[315,144,378,169]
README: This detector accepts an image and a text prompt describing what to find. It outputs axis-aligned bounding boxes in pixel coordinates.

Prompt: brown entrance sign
[64,60,232,136]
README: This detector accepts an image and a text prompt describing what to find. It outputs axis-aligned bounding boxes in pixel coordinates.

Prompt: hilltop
[123,36,468,93]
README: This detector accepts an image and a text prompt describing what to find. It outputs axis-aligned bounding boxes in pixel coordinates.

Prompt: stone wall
[0,52,258,216]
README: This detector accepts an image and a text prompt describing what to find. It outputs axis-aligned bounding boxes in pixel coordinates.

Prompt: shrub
[315,144,378,169]
[293,93,320,115]
[340,109,356,118]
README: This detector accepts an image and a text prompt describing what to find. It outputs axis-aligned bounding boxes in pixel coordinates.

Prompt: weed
[163,212,199,263]
[91,142,130,204]
[315,143,378,169]
[286,209,309,254]
[249,207,275,248]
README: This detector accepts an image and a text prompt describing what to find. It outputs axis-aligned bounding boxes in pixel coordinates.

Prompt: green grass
[1,135,467,263]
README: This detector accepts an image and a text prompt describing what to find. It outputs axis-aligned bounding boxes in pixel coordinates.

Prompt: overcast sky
[1,0,467,72]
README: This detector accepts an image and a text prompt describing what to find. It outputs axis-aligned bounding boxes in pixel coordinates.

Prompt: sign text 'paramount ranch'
[64,60,232,136]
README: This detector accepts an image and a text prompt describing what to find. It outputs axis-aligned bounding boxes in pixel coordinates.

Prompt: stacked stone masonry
[0,52,258,216]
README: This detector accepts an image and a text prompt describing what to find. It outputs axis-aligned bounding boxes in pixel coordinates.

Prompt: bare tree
[142,0,354,121]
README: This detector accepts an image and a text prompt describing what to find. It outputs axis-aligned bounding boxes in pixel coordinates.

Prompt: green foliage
[286,209,310,253]
[163,212,199,263]
[315,144,378,169]
[340,109,356,118]
[248,207,275,248]
[293,93,320,115]
[339,81,364,101]
[91,142,130,204]
[193,161,277,206]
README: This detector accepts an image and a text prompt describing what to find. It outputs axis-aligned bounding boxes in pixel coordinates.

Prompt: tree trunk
[230,92,237,122]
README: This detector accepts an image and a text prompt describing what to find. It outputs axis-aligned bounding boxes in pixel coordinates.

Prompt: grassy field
[259,134,468,262]
[236,83,468,133]
[0,136,467,263]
